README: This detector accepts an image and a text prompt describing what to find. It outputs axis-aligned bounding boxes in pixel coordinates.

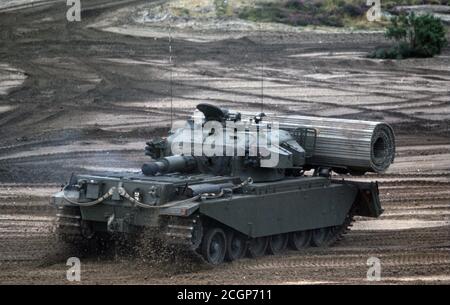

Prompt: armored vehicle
[52,104,395,264]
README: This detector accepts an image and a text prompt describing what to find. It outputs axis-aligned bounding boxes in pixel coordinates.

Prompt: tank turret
[142,103,395,181]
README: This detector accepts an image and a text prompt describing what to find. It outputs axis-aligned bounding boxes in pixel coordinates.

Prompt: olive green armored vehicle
[51,104,395,264]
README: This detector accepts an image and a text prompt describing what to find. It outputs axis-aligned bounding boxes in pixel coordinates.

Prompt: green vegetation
[214,0,232,17]
[383,1,449,9]
[173,7,191,18]
[238,0,367,27]
[237,0,449,28]
[368,12,447,59]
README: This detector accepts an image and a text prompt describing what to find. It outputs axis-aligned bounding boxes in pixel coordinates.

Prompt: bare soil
[0,0,449,284]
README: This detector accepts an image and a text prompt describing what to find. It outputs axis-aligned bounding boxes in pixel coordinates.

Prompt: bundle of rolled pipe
[260,114,396,174]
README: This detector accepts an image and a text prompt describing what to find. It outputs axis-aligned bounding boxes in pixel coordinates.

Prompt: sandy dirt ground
[0,0,449,284]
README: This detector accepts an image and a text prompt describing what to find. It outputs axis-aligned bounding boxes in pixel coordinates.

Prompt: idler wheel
[289,230,312,250]
[191,217,203,250]
[267,234,288,255]
[201,227,227,265]
[247,237,269,258]
[225,231,248,261]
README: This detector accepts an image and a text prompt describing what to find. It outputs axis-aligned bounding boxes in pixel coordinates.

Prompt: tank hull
[52,172,381,244]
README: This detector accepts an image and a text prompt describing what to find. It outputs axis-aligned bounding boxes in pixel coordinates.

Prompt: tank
[51,104,395,265]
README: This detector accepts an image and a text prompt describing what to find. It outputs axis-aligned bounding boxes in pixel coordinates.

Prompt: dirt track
[0,0,449,284]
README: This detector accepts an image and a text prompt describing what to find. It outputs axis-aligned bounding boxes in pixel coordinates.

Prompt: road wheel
[289,230,312,250]
[225,231,247,261]
[267,234,288,255]
[201,227,226,265]
[311,227,330,247]
[247,237,268,258]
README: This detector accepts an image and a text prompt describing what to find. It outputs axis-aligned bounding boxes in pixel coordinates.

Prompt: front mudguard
[345,181,383,218]
[50,190,79,207]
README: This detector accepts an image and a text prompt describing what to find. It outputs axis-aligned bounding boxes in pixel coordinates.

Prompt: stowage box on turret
[51,104,395,264]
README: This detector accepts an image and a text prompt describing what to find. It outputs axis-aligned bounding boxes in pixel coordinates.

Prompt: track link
[55,206,83,243]
[163,215,202,248]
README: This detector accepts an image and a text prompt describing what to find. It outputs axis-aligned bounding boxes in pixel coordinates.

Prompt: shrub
[285,0,306,10]
[409,13,448,56]
[368,42,414,59]
[341,3,365,17]
[214,0,232,17]
[369,12,447,59]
